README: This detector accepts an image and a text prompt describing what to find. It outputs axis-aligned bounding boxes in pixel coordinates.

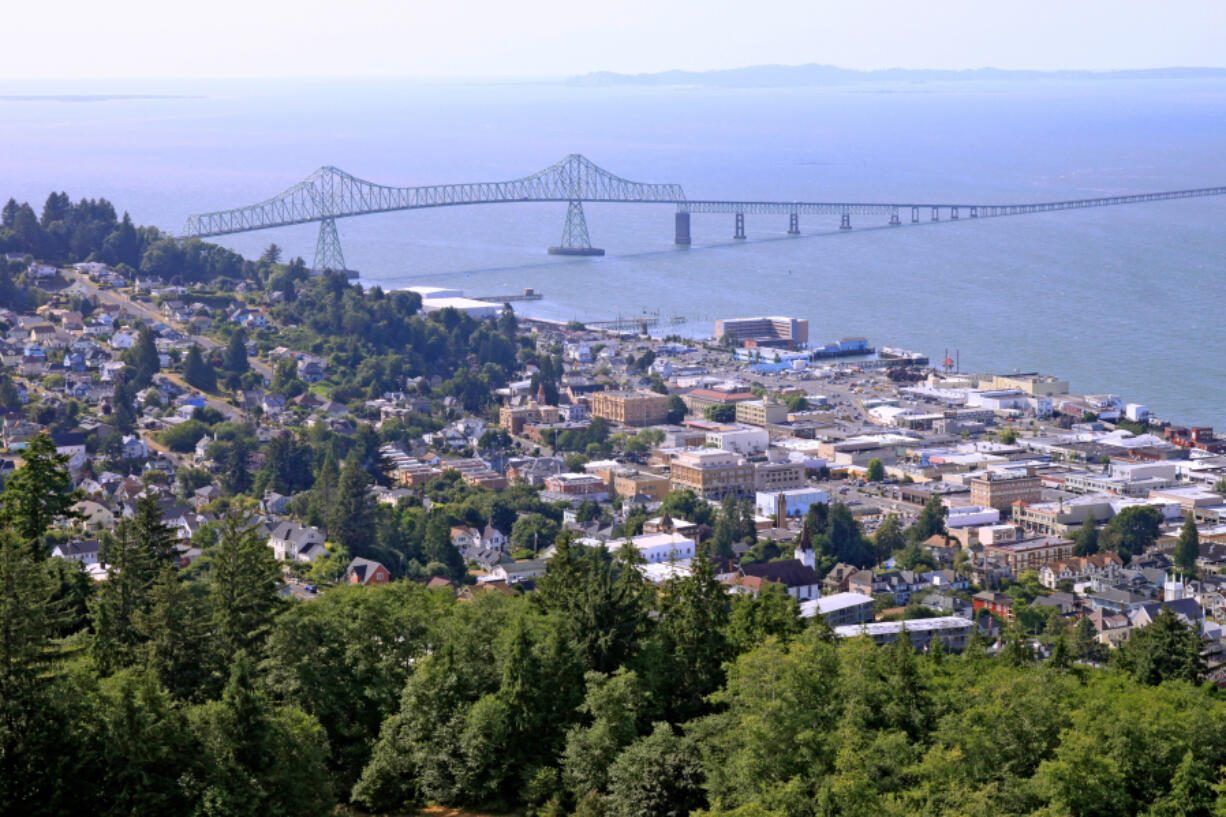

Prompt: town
[1,196,1222,816]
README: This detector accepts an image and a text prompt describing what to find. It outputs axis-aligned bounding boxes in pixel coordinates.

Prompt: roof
[833,616,974,638]
[740,558,821,588]
[798,592,873,618]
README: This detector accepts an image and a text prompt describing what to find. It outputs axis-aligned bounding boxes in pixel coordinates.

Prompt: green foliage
[910,494,947,543]
[865,457,885,482]
[0,433,81,558]
[1174,514,1200,574]
[666,395,688,424]
[181,343,217,392]
[1114,606,1206,686]
[1074,510,1100,556]
[208,514,282,668]
[1102,504,1164,558]
[605,722,706,817]
[704,403,736,423]
[783,393,809,412]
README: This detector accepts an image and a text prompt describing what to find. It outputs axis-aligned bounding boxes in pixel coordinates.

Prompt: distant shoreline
[568,63,1226,88]
[0,94,204,103]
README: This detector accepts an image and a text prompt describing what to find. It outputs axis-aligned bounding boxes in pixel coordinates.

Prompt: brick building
[590,390,669,427]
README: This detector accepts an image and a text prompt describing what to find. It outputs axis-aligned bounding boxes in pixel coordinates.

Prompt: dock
[472,288,543,303]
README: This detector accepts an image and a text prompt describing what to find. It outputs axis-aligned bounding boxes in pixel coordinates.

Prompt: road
[65,270,274,381]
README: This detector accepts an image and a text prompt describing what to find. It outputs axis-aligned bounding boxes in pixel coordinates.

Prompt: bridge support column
[314,217,346,272]
[931,207,939,221]
[674,212,691,245]
[889,209,901,226]
[970,206,978,218]
[549,200,604,256]
[787,213,800,235]
[911,206,919,223]
[839,213,852,230]
[734,212,745,239]
[951,207,960,220]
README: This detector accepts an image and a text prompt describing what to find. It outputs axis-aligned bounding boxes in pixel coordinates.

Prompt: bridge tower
[314,218,346,271]
[548,201,605,256]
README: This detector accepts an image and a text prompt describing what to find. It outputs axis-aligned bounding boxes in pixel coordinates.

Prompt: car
[304,584,317,593]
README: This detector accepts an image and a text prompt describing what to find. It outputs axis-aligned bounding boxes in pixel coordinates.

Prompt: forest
[1,437,1221,817]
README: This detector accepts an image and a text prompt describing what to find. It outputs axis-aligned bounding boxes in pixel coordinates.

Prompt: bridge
[180,154,1226,271]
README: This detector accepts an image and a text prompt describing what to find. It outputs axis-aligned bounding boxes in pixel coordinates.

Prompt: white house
[268,521,327,562]
[628,532,695,564]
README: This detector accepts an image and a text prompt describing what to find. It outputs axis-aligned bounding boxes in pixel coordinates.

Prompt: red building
[346,557,390,586]
[972,590,1015,621]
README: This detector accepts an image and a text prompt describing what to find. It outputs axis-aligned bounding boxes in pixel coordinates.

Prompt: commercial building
[753,461,807,493]
[755,487,830,520]
[683,388,759,415]
[499,404,556,434]
[542,473,609,501]
[715,316,809,348]
[832,617,974,652]
[669,449,754,500]
[614,471,671,502]
[707,424,769,455]
[969,472,1042,514]
[590,390,670,427]
[736,398,789,426]
[627,532,696,563]
[983,536,1075,575]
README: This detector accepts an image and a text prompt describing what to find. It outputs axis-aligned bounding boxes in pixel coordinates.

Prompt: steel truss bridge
[180,154,1226,270]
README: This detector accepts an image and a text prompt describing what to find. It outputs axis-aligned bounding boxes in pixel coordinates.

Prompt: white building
[706,424,769,455]
[755,488,829,520]
[629,532,695,563]
[945,505,1001,529]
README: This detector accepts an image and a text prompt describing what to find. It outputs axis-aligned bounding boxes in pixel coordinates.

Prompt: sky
[3,0,1225,80]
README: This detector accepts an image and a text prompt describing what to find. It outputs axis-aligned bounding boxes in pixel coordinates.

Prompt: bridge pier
[889,209,901,226]
[787,213,799,235]
[951,207,960,220]
[314,217,347,271]
[839,213,852,231]
[675,212,691,245]
[734,212,745,239]
[549,200,604,256]
[911,206,919,224]
[970,206,978,218]
[931,207,939,222]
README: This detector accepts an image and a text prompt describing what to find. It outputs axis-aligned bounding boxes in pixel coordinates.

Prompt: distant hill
[568,63,1226,88]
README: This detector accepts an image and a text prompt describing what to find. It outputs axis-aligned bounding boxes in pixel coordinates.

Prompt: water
[2,77,1224,426]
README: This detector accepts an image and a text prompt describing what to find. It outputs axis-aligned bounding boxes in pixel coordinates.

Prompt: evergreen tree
[209,514,282,667]
[910,494,948,543]
[122,325,159,388]
[653,557,730,721]
[0,433,80,559]
[138,563,208,700]
[1174,514,1200,574]
[0,377,20,412]
[112,379,137,435]
[182,344,217,392]
[873,513,906,564]
[328,452,374,553]
[1115,606,1206,685]
[223,328,249,375]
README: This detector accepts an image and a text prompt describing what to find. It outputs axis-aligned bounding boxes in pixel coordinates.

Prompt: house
[346,557,391,586]
[51,539,101,565]
[297,356,327,382]
[121,434,148,459]
[489,559,548,584]
[268,521,327,562]
[971,590,1015,620]
[72,500,116,532]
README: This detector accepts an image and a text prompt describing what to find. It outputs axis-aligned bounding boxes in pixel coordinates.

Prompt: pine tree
[223,328,249,375]
[182,344,216,392]
[209,514,282,666]
[1074,510,1099,557]
[1174,514,1200,574]
[138,563,208,699]
[328,453,373,553]
[1,433,80,559]
[112,379,137,435]
[123,325,160,388]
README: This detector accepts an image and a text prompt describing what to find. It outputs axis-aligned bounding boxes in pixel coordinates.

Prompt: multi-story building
[832,617,974,651]
[590,390,669,427]
[683,388,758,415]
[983,536,1075,575]
[542,473,609,501]
[499,404,555,434]
[715,316,809,348]
[669,449,754,500]
[707,424,769,455]
[969,472,1042,514]
[799,592,874,627]
[753,461,807,493]
[614,471,671,502]
[735,398,789,426]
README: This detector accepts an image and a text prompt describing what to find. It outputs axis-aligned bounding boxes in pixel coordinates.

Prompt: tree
[122,325,159,388]
[865,458,885,482]
[511,513,560,555]
[329,452,374,553]
[1174,515,1200,574]
[1102,505,1163,558]
[726,582,801,653]
[138,563,208,699]
[209,514,282,667]
[872,513,906,564]
[653,557,729,721]
[998,426,1019,444]
[182,344,217,392]
[223,327,249,375]
[666,395,688,425]
[564,669,646,797]
[1,433,80,559]
[605,722,705,817]
[111,379,137,436]
[910,494,947,544]
[703,404,736,423]
[1074,510,1100,557]
[1115,606,1206,685]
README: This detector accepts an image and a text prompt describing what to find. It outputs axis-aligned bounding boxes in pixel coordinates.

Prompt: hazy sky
[5,0,1225,79]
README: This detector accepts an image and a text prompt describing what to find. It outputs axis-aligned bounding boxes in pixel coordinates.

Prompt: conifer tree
[1174,514,1200,574]
[1,433,80,559]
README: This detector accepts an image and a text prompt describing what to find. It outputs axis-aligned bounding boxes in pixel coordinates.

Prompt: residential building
[268,522,327,562]
[346,557,390,585]
[832,617,974,651]
[972,590,1015,620]
[799,592,874,627]
[590,390,669,427]
[669,449,754,500]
